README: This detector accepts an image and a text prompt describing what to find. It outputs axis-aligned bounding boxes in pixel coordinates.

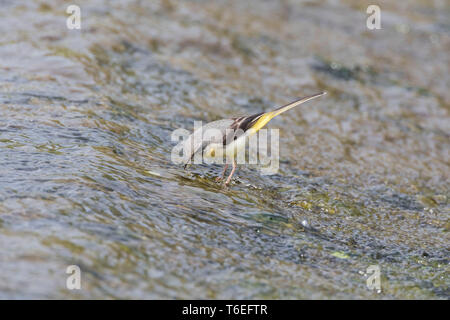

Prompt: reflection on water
[0,0,448,299]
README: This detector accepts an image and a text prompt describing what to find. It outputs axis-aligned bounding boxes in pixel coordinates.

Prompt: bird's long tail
[248,92,326,134]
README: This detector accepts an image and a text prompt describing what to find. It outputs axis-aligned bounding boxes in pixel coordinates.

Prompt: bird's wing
[222,112,264,144]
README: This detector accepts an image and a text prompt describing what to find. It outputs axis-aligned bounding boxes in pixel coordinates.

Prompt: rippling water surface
[0,0,449,299]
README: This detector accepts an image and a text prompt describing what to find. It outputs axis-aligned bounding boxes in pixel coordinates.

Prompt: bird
[182,91,326,185]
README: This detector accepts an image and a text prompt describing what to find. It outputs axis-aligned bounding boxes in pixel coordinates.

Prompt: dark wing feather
[222,112,265,145]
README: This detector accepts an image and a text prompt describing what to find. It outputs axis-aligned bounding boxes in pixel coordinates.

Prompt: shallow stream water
[0,0,448,299]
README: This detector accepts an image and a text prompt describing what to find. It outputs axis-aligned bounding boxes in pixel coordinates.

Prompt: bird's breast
[224,134,247,158]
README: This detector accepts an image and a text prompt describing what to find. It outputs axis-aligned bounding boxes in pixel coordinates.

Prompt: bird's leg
[224,159,237,185]
[215,164,229,182]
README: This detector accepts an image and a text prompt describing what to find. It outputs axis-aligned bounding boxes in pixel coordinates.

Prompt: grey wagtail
[182,92,326,185]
